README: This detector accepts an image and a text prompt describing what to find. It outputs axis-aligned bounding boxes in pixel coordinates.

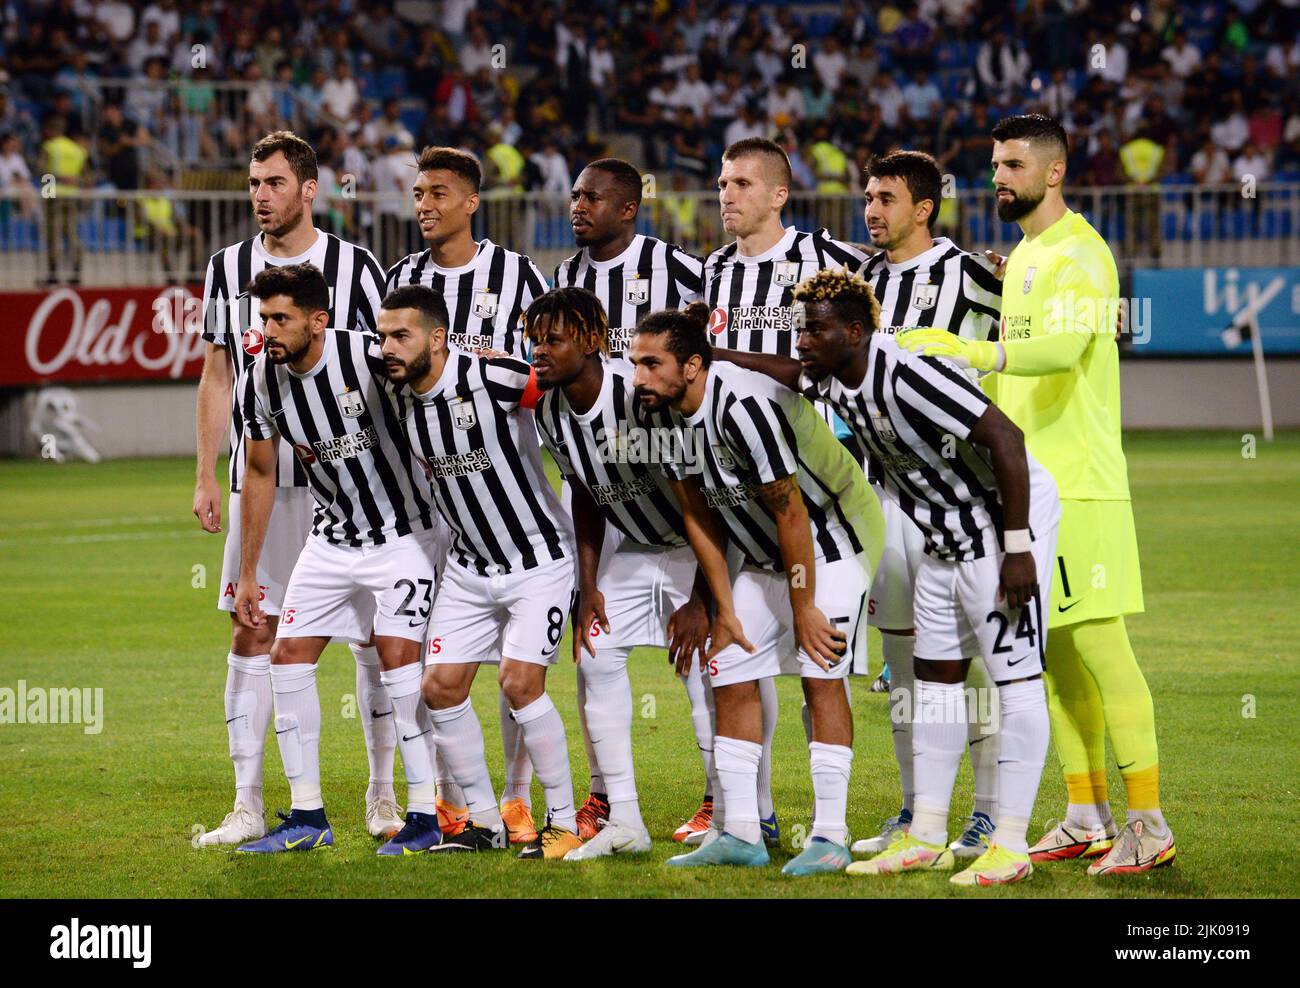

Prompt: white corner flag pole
[1247,298,1274,442]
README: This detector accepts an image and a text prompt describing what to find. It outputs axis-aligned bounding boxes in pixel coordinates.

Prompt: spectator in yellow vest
[40,115,88,285]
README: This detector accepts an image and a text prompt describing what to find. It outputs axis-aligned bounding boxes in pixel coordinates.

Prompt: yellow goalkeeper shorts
[1048,499,1145,630]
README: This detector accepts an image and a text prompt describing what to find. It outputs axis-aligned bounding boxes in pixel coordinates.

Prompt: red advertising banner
[0,285,208,386]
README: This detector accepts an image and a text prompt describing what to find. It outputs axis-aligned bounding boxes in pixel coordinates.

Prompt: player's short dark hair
[991,113,1069,159]
[381,284,450,332]
[416,145,482,192]
[584,157,643,210]
[722,137,793,190]
[524,287,610,356]
[251,131,318,184]
[792,269,881,333]
[635,301,713,368]
[868,150,943,231]
[247,263,330,314]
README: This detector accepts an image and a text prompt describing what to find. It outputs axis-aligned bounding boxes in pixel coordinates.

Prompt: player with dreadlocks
[526,286,718,858]
[714,268,1060,885]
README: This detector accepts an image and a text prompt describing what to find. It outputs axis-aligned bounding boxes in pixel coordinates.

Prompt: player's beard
[263,200,306,239]
[996,184,1044,223]
[387,347,432,383]
[268,336,310,365]
[634,380,684,412]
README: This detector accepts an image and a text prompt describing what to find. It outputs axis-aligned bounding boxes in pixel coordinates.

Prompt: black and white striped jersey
[242,329,436,547]
[535,359,685,549]
[384,239,548,358]
[857,237,1002,340]
[800,334,1050,562]
[663,361,875,573]
[201,230,386,493]
[392,349,573,575]
[552,236,704,357]
[702,226,868,356]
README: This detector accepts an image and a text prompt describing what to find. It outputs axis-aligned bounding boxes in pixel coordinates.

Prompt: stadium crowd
[2,0,1299,207]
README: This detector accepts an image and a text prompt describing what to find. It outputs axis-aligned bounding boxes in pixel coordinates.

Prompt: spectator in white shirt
[671,63,713,121]
[1162,30,1203,79]
[94,0,135,43]
[321,61,361,127]
[461,25,497,75]
[813,36,848,92]
[127,20,170,73]
[1189,136,1231,184]
[976,30,1030,104]
[724,102,767,147]
[1096,31,1129,86]
[870,71,906,129]
[589,34,615,89]
[766,74,805,128]
[1042,67,1076,118]
[902,69,942,123]
[1232,143,1271,183]
[1265,39,1300,80]
[1210,96,1250,154]
[532,139,572,194]
[141,0,181,44]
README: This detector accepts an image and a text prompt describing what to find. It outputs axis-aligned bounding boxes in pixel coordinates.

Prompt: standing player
[229,265,443,856]
[192,131,400,847]
[377,286,581,861]
[900,114,1175,874]
[552,158,714,841]
[852,150,1006,860]
[526,287,713,859]
[385,146,550,842]
[717,269,1058,886]
[629,306,884,875]
[701,137,870,845]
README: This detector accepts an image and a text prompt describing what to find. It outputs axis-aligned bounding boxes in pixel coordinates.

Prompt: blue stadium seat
[635,216,654,236]
[379,67,407,101]
[849,214,868,242]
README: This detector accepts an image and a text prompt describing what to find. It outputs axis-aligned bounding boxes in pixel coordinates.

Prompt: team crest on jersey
[337,388,365,418]
[242,328,264,355]
[1022,267,1037,293]
[624,278,649,306]
[708,306,728,336]
[451,398,477,430]
[873,411,898,444]
[472,290,499,319]
[912,283,938,310]
[774,261,800,286]
[711,444,738,472]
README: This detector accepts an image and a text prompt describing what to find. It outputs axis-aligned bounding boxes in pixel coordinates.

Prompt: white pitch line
[0,529,207,548]
[0,514,182,533]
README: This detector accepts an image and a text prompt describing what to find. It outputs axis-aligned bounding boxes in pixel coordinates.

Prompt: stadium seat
[379,67,407,101]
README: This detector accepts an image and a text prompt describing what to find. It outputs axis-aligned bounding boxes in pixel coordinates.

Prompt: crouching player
[526,286,718,859]
[718,269,1059,885]
[378,285,582,860]
[630,303,884,875]
[231,263,444,855]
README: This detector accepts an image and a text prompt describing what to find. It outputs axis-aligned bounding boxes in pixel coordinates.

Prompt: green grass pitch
[1,431,1296,898]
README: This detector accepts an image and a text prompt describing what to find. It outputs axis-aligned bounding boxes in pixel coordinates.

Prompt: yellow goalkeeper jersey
[988,208,1130,500]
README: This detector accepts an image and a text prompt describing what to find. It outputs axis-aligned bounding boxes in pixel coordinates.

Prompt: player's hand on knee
[667,599,710,674]
[705,610,754,661]
[998,552,1038,610]
[793,603,846,672]
[572,588,609,664]
[193,478,222,533]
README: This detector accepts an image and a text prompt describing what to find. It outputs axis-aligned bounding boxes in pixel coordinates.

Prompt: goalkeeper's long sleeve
[999,329,1092,376]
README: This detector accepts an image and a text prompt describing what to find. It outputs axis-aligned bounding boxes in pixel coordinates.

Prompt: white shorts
[912,523,1058,681]
[583,542,696,653]
[705,553,871,688]
[277,530,439,643]
[218,488,313,617]
[426,556,576,667]
[867,487,925,631]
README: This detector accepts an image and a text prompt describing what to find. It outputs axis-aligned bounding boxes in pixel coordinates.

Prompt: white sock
[910,679,967,846]
[575,664,607,797]
[499,690,533,804]
[757,677,777,819]
[703,678,723,831]
[882,632,915,814]
[435,748,465,807]
[1129,808,1169,836]
[1066,802,1112,830]
[270,663,323,811]
[511,693,577,834]
[351,644,395,803]
[966,655,1000,820]
[679,661,715,799]
[714,735,762,844]
[809,741,852,845]
[992,679,1049,854]
[429,698,501,829]
[585,649,642,829]
[379,663,438,815]
[225,651,271,815]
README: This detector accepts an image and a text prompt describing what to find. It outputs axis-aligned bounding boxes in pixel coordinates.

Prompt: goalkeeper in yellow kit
[899,114,1174,875]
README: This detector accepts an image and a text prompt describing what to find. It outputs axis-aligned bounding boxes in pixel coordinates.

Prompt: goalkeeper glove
[895,328,1003,372]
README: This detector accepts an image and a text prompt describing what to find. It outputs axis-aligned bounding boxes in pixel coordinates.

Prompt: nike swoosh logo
[1117,761,1135,770]
[370,710,393,719]
[285,835,311,849]
[402,729,431,742]
[1057,600,1083,613]
[1007,654,1027,666]
[226,715,247,724]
